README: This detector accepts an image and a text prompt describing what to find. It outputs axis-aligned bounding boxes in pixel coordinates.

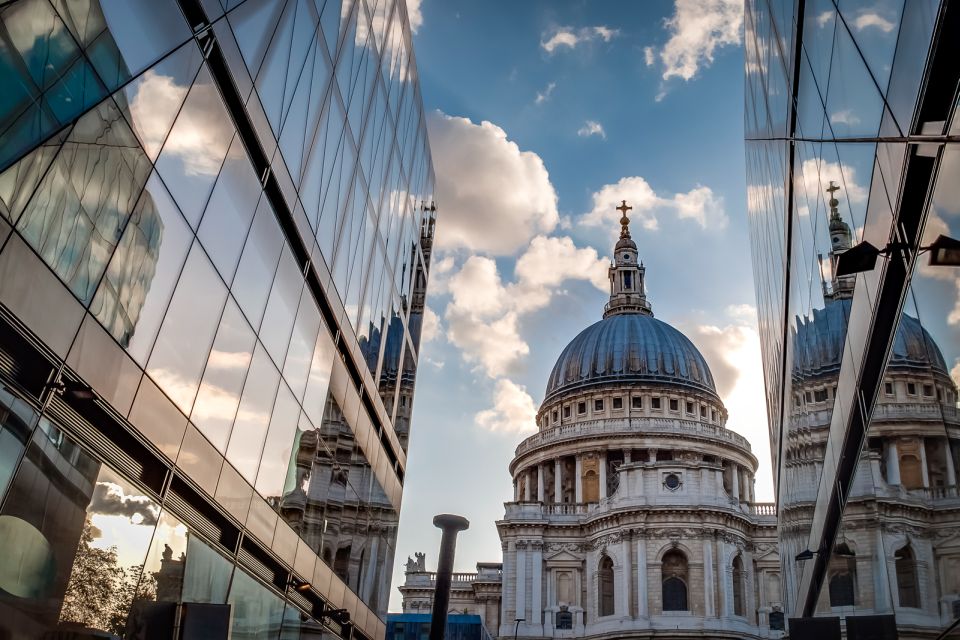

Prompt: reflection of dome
[545,314,717,402]
[793,298,949,379]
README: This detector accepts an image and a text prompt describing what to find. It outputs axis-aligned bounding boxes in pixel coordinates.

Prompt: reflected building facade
[0,0,436,638]
[745,0,960,636]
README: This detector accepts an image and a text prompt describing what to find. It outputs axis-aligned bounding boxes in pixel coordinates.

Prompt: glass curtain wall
[746,0,960,636]
[0,0,437,638]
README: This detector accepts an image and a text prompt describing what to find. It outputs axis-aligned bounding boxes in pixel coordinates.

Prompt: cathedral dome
[793,298,949,379]
[544,313,718,403]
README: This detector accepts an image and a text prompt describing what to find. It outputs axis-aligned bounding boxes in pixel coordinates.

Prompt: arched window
[895,544,920,608]
[598,555,615,616]
[662,550,689,611]
[732,555,745,616]
[827,544,856,607]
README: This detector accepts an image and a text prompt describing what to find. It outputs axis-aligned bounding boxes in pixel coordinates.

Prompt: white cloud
[853,12,895,33]
[830,109,861,126]
[535,82,556,105]
[948,280,960,326]
[816,10,835,28]
[577,120,606,139]
[672,185,728,229]
[442,239,608,377]
[421,306,441,343]
[952,360,960,390]
[644,46,656,66]
[406,0,423,33]
[474,378,538,433]
[541,25,619,53]
[581,175,728,232]
[659,0,743,81]
[129,70,190,160]
[427,112,558,255]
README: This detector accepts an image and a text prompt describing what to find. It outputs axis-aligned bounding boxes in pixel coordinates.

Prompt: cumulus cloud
[474,378,538,433]
[659,0,743,81]
[128,70,190,159]
[535,82,557,105]
[91,482,160,526]
[581,175,728,232]
[406,0,423,33]
[853,12,895,32]
[644,46,656,66]
[541,25,619,53]
[577,120,606,139]
[816,10,835,28]
[421,306,441,343]
[427,112,558,255]
[442,241,608,377]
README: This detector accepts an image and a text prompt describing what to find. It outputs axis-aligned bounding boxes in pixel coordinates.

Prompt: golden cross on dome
[616,200,632,238]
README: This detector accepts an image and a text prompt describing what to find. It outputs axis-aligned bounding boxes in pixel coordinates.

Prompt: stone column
[636,537,648,617]
[624,449,632,463]
[719,542,732,616]
[537,465,545,502]
[703,539,715,617]
[524,470,532,501]
[887,441,901,485]
[731,465,740,501]
[919,438,931,487]
[575,455,583,503]
[499,542,514,636]
[873,529,892,612]
[716,469,726,499]
[531,542,543,630]
[620,536,632,618]
[946,439,957,486]
[516,541,527,623]
[554,459,563,503]
[600,451,608,499]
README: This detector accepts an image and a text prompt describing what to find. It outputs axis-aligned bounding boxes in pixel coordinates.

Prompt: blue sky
[389,0,764,611]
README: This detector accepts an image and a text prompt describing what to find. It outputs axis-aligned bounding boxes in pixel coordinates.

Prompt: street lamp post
[514,617,524,640]
[428,514,470,640]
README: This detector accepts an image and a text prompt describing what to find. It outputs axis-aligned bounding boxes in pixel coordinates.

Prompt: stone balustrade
[515,417,753,457]
[503,499,778,521]
[790,402,959,431]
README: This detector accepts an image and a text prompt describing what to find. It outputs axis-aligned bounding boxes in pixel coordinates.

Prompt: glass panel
[0,126,70,224]
[283,288,322,401]
[0,0,106,171]
[198,136,263,284]
[0,382,39,503]
[87,0,192,91]
[0,421,159,637]
[227,0,287,82]
[302,328,336,428]
[227,568,285,640]
[192,297,257,452]
[91,171,193,365]
[155,65,235,228]
[16,96,152,304]
[128,510,233,624]
[255,382,300,505]
[225,342,280,482]
[146,242,228,413]
[260,247,305,364]
[233,198,284,330]
[114,40,204,161]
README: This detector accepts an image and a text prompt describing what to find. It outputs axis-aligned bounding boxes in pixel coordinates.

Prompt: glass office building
[0,0,436,638]
[745,0,960,637]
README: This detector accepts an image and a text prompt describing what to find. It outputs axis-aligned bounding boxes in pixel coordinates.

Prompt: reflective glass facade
[0,0,436,638]
[745,0,960,636]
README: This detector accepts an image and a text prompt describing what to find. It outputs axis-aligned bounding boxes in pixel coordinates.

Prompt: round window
[664,473,681,490]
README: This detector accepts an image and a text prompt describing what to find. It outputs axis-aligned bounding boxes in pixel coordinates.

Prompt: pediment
[546,549,583,564]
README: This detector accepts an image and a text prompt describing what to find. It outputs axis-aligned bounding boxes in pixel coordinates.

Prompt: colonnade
[512,449,757,504]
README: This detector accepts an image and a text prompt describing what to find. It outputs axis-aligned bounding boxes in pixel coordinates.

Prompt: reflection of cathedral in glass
[781,186,960,632]
[0,0,436,637]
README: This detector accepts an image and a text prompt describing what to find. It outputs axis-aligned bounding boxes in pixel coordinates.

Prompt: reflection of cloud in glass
[90,481,160,526]
[160,82,235,177]
[128,70,190,159]
[796,158,867,204]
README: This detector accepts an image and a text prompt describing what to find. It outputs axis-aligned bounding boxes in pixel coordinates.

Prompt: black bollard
[428,514,470,640]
